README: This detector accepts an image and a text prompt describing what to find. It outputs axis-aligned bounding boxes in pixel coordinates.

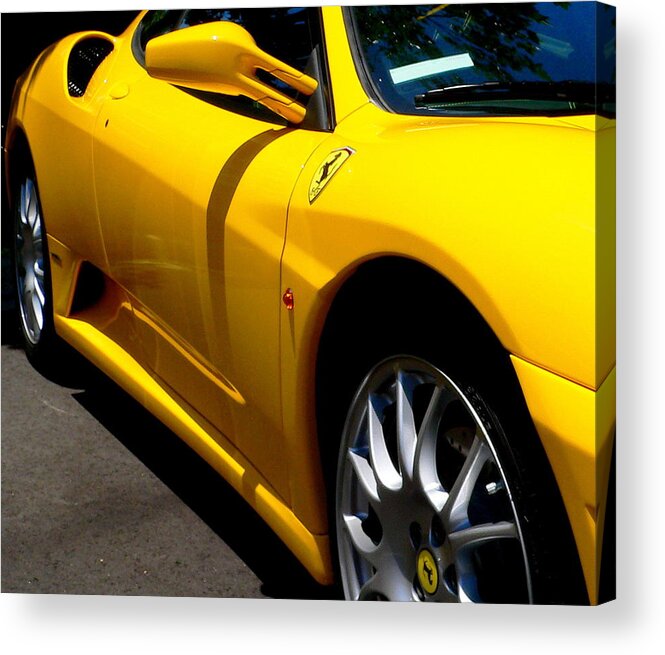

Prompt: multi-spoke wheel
[336,356,532,603]
[11,165,61,368]
[15,176,47,346]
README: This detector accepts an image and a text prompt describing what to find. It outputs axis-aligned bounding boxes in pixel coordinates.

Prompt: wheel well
[3,129,31,264]
[315,256,519,487]
[5,128,32,191]
[315,255,588,602]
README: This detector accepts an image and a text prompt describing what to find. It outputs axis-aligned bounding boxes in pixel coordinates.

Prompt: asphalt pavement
[1,280,335,600]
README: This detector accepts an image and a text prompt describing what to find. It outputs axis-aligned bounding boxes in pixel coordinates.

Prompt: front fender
[279,102,614,542]
[286,103,614,390]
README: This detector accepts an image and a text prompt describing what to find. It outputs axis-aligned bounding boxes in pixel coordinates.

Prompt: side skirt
[53,311,333,587]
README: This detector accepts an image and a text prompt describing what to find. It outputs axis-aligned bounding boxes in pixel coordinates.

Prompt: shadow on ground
[70,373,338,601]
[2,296,337,601]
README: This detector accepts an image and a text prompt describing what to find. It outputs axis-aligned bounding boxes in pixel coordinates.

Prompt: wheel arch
[314,255,525,483]
[313,254,588,603]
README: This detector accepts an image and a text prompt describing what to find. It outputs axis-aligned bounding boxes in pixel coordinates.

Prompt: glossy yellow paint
[280,111,613,545]
[284,102,611,391]
[5,31,117,275]
[320,6,370,123]
[146,21,318,124]
[5,6,614,601]
[512,357,615,605]
[84,19,330,503]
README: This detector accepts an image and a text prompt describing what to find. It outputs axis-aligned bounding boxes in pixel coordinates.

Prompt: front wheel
[11,165,62,371]
[335,356,534,603]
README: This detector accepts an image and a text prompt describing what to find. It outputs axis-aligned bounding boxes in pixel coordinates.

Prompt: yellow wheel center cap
[417,550,439,595]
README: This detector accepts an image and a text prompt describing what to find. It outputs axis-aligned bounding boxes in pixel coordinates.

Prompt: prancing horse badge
[308,147,355,204]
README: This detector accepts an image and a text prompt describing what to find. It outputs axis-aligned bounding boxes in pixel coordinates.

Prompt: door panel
[92,62,325,500]
[94,73,265,423]
[91,6,332,502]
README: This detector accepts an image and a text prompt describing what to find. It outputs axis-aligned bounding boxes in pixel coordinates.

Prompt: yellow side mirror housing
[146,21,318,124]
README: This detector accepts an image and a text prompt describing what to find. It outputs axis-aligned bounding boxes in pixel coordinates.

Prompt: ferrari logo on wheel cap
[417,549,439,595]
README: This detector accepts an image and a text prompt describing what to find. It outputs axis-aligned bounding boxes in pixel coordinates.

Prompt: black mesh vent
[70,262,105,314]
[67,38,114,97]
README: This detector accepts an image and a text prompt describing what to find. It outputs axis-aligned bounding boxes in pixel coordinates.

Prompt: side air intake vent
[67,38,114,97]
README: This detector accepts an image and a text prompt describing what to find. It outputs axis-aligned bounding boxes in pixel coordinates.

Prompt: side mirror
[145,21,318,124]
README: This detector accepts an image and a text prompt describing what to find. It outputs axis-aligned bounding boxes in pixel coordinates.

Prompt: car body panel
[5,32,116,274]
[320,6,369,123]
[511,357,616,605]
[283,100,610,389]
[280,104,615,599]
[4,6,615,603]
[90,33,331,500]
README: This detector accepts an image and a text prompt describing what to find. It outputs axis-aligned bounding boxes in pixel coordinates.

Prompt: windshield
[348,2,615,118]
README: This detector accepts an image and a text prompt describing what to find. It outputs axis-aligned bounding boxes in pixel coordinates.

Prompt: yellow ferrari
[4,4,615,604]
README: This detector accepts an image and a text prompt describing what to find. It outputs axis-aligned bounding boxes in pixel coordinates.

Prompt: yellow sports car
[4,4,615,604]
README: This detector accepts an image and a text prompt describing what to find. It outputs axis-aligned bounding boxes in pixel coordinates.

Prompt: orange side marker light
[282,288,294,311]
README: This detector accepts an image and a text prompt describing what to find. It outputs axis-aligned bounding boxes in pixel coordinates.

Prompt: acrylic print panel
[1,2,615,605]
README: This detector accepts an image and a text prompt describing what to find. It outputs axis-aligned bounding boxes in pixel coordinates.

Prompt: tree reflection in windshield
[351,3,616,116]
[354,3,566,86]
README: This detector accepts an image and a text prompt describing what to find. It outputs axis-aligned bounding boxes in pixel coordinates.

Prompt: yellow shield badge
[308,147,354,204]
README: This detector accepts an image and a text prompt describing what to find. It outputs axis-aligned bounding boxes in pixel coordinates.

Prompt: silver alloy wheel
[15,177,46,346]
[336,356,533,602]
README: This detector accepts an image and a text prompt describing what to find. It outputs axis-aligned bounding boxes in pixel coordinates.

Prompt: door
[92,8,331,500]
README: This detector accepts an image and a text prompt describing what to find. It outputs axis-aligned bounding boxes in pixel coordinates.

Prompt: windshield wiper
[414,81,615,114]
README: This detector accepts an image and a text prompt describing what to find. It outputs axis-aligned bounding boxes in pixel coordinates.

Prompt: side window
[134,7,326,126]
[137,10,184,52]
